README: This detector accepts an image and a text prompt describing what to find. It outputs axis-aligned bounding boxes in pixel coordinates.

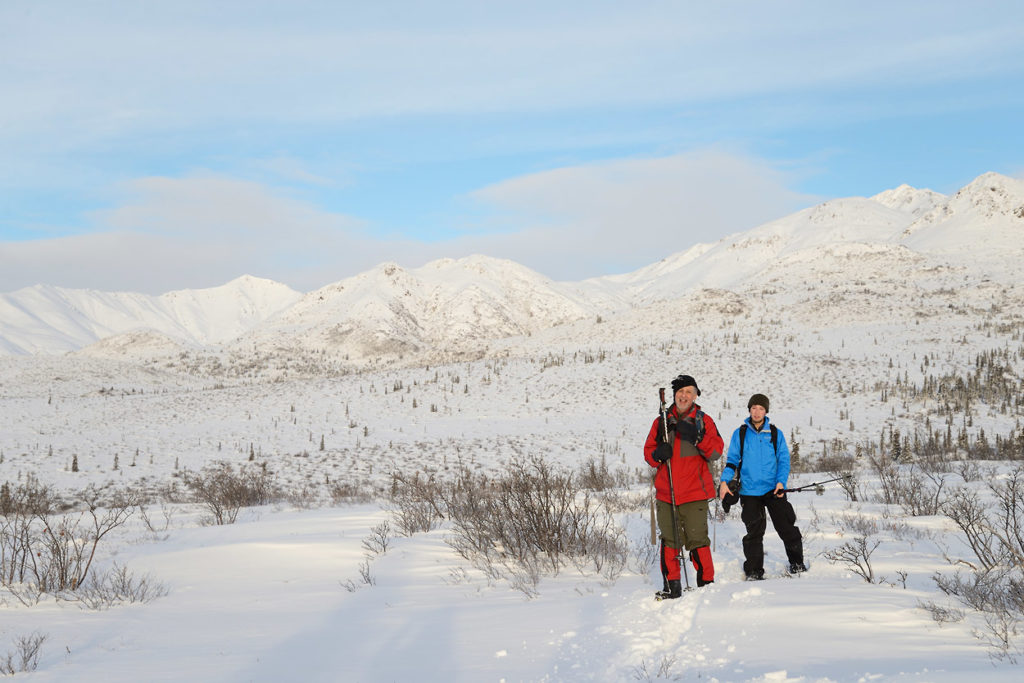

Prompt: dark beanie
[671,374,700,396]
[748,393,770,412]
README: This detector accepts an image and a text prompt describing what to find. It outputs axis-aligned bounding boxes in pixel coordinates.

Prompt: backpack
[659,409,707,445]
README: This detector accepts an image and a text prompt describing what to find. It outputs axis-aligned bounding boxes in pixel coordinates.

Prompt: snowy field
[2,492,1016,682]
[2,307,1023,681]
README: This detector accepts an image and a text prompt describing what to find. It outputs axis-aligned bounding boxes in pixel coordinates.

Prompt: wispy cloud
[1,176,372,294]
[457,149,816,279]
[3,3,1021,139]
[0,150,815,292]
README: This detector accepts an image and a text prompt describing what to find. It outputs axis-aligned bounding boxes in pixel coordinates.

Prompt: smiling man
[644,374,724,598]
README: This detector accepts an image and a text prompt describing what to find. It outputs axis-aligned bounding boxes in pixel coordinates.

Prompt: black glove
[675,419,698,444]
[652,443,672,463]
[722,479,740,513]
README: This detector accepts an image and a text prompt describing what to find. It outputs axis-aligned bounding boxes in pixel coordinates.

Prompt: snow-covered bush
[0,480,135,600]
[440,456,628,595]
[72,563,169,610]
[937,466,1024,661]
[183,461,280,525]
[0,632,46,675]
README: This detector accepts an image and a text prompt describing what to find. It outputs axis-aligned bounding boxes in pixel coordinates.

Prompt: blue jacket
[721,416,790,496]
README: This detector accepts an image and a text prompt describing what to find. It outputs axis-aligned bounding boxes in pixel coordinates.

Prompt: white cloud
[456,150,817,280]
[1,151,815,292]
[0,176,376,294]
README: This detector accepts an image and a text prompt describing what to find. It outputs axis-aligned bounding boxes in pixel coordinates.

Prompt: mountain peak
[871,184,945,217]
[948,172,1024,219]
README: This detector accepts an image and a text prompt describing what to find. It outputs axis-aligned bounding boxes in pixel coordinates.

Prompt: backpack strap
[735,424,747,481]
[769,424,778,453]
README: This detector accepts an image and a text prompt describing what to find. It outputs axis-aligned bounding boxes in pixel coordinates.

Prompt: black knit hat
[671,374,700,396]
[747,393,770,412]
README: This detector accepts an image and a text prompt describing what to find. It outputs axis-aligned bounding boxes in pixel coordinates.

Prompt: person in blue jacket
[718,393,806,580]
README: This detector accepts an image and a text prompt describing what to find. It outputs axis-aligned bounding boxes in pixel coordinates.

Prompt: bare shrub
[0,481,135,597]
[73,563,169,610]
[436,456,629,594]
[900,464,948,517]
[818,453,859,501]
[628,537,659,577]
[822,535,880,583]
[357,558,375,586]
[866,450,900,505]
[361,521,393,556]
[598,489,648,514]
[942,487,1002,570]
[138,502,175,536]
[919,599,966,624]
[389,473,443,536]
[577,454,619,492]
[956,459,982,483]
[831,512,879,538]
[937,466,1024,661]
[183,462,280,525]
[328,479,376,505]
[631,653,678,682]
[0,631,47,675]
[934,569,1023,662]
[285,480,321,509]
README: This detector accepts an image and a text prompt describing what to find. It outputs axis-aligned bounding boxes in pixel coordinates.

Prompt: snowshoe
[654,579,683,600]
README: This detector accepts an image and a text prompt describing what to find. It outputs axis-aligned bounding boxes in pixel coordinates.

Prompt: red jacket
[644,403,723,504]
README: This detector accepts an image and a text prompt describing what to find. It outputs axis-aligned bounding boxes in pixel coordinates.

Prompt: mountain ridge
[2,171,1022,360]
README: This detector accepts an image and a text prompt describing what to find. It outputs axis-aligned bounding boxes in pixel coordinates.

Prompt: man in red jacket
[644,374,724,598]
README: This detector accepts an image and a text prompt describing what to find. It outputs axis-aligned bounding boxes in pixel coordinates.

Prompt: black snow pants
[739,492,803,575]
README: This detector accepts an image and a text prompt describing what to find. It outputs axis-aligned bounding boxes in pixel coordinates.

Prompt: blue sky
[2,1,1023,294]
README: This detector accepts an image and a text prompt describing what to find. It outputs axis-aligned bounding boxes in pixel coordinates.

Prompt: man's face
[749,405,767,423]
[674,386,697,414]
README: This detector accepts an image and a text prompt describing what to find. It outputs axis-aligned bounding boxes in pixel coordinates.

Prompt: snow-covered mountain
[0,276,301,355]
[1,172,1021,362]
[235,256,607,361]
[601,173,1021,304]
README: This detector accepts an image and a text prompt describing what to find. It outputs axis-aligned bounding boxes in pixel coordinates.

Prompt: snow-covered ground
[2,319,1022,680]
[2,476,1018,681]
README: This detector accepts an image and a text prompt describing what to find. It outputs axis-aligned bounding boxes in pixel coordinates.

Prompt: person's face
[749,405,767,423]
[674,386,697,414]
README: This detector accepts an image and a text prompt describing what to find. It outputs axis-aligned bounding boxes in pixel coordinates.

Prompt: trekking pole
[649,475,657,546]
[660,388,691,591]
[782,475,850,493]
[712,494,718,552]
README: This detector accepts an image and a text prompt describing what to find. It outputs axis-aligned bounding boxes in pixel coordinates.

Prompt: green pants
[656,499,710,551]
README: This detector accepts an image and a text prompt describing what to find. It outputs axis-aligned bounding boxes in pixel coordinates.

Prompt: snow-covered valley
[2,171,1023,681]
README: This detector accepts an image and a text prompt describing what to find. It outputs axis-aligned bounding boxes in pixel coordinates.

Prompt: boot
[655,579,683,600]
